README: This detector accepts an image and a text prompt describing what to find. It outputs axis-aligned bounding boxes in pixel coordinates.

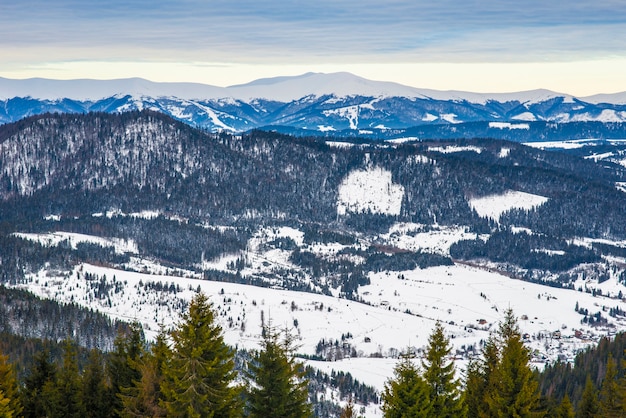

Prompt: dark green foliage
[598,355,623,417]
[0,350,22,418]
[52,339,84,418]
[450,230,600,273]
[577,377,599,418]
[120,329,169,418]
[484,309,542,417]
[21,347,57,418]
[466,310,543,418]
[422,321,464,417]
[538,333,626,408]
[81,349,113,418]
[108,323,145,417]
[161,292,242,418]
[0,284,128,351]
[245,325,312,418]
[381,354,432,417]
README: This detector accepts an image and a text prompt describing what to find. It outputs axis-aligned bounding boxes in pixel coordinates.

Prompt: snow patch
[428,145,482,154]
[489,122,530,130]
[14,232,138,254]
[511,112,537,121]
[337,167,404,216]
[469,191,549,222]
[323,106,360,129]
[440,113,461,124]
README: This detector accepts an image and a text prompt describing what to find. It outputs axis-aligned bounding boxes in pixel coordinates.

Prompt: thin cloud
[2,0,626,65]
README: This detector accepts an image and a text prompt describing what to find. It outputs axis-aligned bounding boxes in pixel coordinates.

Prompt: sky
[2,0,626,96]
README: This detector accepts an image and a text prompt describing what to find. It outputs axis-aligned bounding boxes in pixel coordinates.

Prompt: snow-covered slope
[2,73,626,134]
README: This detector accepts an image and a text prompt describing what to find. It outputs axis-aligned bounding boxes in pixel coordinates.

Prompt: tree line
[4,295,626,417]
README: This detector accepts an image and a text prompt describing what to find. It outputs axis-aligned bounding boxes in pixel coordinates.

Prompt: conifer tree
[577,376,599,418]
[120,328,169,418]
[422,321,464,417]
[0,351,21,418]
[599,354,623,418]
[245,324,312,418]
[81,348,113,418]
[161,292,242,418]
[484,308,542,418]
[0,389,12,418]
[381,352,432,417]
[21,347,57,418]
[464,358,486,418]
[109,322,146,416]
[53,339,84,418]
[556,394,575,418]
[340,397,357,418]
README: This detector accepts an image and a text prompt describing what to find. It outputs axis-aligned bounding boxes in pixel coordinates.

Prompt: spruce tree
[245,324,312,418]
[81,349,113,418]
[484,308,542,418]
[464,358,486,418]
[161,292,242,418]
[422,321,464,417]
[577,376,599,418]
[53,339,84,418]
[120,328,169,418]
[0,389,12,418]
[0,351,21,418]
[381,352,432,417]
[556,394,575,418]
[109,322,146,416]
[599,354,623,418]
[21,347,57,418]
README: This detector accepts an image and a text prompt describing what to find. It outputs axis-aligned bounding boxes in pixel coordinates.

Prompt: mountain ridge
[2,72,626,138]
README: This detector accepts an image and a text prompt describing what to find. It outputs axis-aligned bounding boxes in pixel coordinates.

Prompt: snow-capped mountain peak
[1,72,626,134]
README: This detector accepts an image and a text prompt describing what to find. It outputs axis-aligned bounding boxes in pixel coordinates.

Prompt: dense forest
[2,111,626,296]
[2,297,626,417]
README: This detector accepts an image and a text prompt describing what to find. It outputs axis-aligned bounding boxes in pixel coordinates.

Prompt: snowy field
[337,166,404,216]
[468,190,549,222]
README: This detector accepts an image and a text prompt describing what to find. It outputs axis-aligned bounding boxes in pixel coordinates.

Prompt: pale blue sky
[2,0,626,95]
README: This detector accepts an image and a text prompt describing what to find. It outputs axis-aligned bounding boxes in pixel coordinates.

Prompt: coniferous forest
[1,293,626,417]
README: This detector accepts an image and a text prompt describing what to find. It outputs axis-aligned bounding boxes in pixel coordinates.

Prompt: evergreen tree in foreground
[81,348,112,418]
[245,324,312,418]
[577,376,599,418]
[556,394,575,418]
[0,350,21,418]
[109,322,145,417]
[422,321,464,417]
[120,328,169,418]
[21,347,57,418]
[484,308,543,418]
[598,354,623,417]
[161,292,242,418]
[381,351,432,417]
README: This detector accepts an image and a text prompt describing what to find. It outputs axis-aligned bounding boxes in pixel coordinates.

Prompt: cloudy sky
[2,0,626,95]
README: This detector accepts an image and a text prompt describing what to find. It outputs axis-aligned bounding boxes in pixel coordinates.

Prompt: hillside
[3,110,626,415]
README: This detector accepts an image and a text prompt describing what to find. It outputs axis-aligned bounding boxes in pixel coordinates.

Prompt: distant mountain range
[2,72,626,140]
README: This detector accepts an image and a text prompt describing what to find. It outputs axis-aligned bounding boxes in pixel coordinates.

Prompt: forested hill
[2,110,626,292]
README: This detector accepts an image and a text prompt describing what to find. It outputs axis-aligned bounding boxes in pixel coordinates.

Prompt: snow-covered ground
[10,218,626,418]
[468,190,549,222]
[337,166,404,216]
[14,231,138,254]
